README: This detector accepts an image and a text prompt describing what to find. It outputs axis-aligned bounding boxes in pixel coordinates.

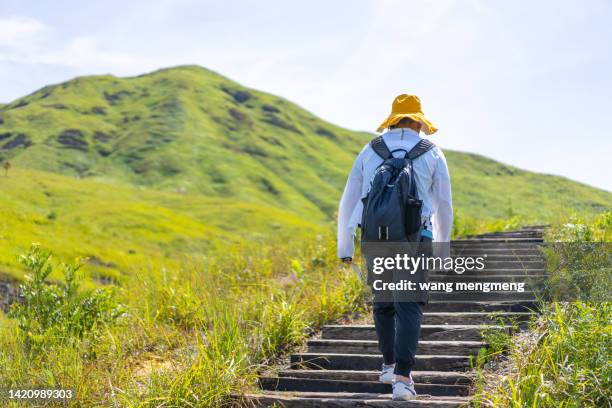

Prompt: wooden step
[429,291,537,302]
[239,391,469,407]
[429,268,546,276]
[451,238,543,243]
[322,324,506,342]
[473,232,542,238]
[450,247,544,254]
[422,312,534,325]
[450,250,545,256]
[451,241,543,246]
[452,248,542,255]
[423,312,536,326]
[423,301,536,312]
[450,244,543,251]
[453,254,543,260]
[276,370,472,385]
[428,274,545,283]
[307,340,484,356]
[290,353,472,371]
[470,229,542,237]
[479,260,545,268]
[259,377,470,396]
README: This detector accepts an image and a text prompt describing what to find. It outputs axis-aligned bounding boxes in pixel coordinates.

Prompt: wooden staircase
[241,228,545,407]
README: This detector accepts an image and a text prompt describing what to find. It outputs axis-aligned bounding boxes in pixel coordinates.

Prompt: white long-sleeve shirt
[337,128,453,259]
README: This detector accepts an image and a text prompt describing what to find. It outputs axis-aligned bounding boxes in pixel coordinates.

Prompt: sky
[1,0,611,191]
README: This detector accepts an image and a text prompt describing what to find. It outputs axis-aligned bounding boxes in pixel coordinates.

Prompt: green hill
[0,65,610,223]
[445,150,610,220]
[0,65,371,223]
[0,64,609,281]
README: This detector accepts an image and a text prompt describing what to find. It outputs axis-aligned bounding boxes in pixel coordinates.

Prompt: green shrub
[9,245,126,351]
[543,212,611,302]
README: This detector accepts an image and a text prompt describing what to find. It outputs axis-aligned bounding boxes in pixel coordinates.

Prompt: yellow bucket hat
[376,94,438,135]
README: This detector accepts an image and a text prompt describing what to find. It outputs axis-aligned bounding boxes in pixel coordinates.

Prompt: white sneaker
[379,363,395,384]
[392,376,417,401]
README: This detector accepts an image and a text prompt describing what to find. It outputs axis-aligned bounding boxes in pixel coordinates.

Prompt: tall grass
[0,234,366,407]
[8,245,126,352]
[473,212,612,407]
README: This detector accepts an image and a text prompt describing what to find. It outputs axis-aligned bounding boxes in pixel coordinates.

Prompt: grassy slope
[0,65,609,225]
[446,150,611,220]
[0,168,324,282]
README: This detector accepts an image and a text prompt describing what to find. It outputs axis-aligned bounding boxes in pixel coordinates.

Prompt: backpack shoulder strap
[370,136,392,160]
[406,139,435,160]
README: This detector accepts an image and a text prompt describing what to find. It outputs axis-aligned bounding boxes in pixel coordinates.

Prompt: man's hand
[341,257,353,264]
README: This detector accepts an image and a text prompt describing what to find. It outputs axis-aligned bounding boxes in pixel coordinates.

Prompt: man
[337,94,453,401]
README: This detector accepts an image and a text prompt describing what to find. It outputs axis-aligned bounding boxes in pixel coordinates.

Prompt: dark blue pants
[373,301,423,376]
[372,236,430,376]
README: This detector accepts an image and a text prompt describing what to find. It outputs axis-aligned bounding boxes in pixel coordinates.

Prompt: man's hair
[389,117,418,129]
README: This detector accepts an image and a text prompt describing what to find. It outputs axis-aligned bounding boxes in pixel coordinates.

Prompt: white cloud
[0,16,47,46]
[27,36,156,71]
[0,15,158,73]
